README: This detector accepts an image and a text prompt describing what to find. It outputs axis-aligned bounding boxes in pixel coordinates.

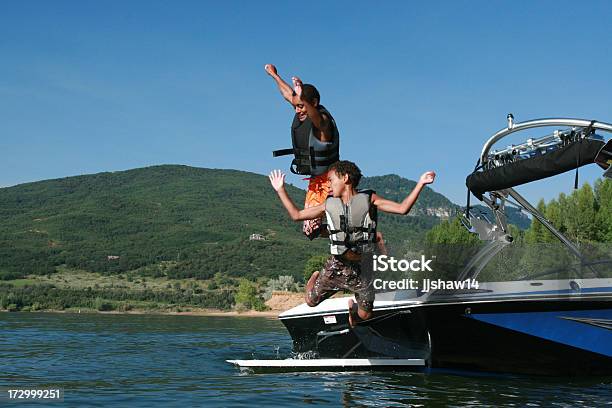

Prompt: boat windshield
[370,242,611,296]
[459,242,612,282]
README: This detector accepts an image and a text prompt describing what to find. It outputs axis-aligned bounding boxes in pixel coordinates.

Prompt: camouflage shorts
[306,255,374,313]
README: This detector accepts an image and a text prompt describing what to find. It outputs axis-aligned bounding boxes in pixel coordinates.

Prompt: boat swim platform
[227,358,425,373]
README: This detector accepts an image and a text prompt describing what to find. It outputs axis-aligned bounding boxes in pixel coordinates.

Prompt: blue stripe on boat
[468,309,612,357]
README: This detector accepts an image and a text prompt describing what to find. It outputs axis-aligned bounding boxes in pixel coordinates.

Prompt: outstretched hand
[264,64,277,76]
[269,169,286,191]
[292,76,303,98]
[419,171,436,185]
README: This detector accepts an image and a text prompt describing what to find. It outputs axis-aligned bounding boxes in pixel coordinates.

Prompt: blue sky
[1,1,611,205]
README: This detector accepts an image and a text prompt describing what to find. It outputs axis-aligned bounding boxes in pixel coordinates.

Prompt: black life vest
[325,190,377,255]
[272,105,340,176]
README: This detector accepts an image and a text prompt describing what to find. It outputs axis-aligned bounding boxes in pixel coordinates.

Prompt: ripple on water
[1,313,610,407]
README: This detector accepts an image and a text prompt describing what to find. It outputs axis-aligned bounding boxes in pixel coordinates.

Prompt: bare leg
[305,271,320,307]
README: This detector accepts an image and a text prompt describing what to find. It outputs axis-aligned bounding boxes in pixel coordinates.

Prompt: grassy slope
[0,165,456,281]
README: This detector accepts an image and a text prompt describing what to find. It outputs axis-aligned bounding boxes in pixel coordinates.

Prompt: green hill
[0,165,456,281]
[360,174,454,211]
[358,174,453,243]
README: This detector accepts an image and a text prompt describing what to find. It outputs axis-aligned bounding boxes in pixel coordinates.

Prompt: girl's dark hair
[329,160,362,187]
[301,84,320,105]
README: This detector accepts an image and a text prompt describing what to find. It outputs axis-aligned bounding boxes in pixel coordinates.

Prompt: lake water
[0,313,610,407]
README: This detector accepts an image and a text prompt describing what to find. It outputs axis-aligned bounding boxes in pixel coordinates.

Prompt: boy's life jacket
[324,190,377,256]
[272,105,340,176]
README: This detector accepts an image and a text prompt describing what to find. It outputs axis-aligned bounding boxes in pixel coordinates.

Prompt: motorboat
[233,116,612,375]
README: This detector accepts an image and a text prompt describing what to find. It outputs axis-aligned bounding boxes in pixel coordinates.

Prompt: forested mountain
[1,166,456,281]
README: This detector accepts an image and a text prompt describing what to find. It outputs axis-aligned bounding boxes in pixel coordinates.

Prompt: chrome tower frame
[463,115,612,280]
[480,116,612,165]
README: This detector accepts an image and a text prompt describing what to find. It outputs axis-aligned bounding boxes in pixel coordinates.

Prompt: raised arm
[269,170,326,221]
[372,171,436,215]
[265,64,296,105]
[292,76,333,142]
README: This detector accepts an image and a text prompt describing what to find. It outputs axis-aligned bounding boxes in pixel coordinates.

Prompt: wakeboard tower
[463,115,612,269]
[230,115,612,375]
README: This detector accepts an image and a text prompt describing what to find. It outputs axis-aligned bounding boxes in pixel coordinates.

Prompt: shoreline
[0,284,306,318]
[0,308,281,318]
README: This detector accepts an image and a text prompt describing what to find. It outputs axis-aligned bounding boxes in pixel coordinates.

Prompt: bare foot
[348,299,371,327]
[305,271,320,306]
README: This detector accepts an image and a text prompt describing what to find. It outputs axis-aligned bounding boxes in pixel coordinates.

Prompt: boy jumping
[269,161,435,326]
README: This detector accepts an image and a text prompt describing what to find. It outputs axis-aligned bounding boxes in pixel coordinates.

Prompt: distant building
[249,234,266,241]
[107,255,120,260]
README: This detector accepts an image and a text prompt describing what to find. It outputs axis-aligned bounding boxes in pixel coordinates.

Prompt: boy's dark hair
[301,84,320,105]
[329,160,362,187]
